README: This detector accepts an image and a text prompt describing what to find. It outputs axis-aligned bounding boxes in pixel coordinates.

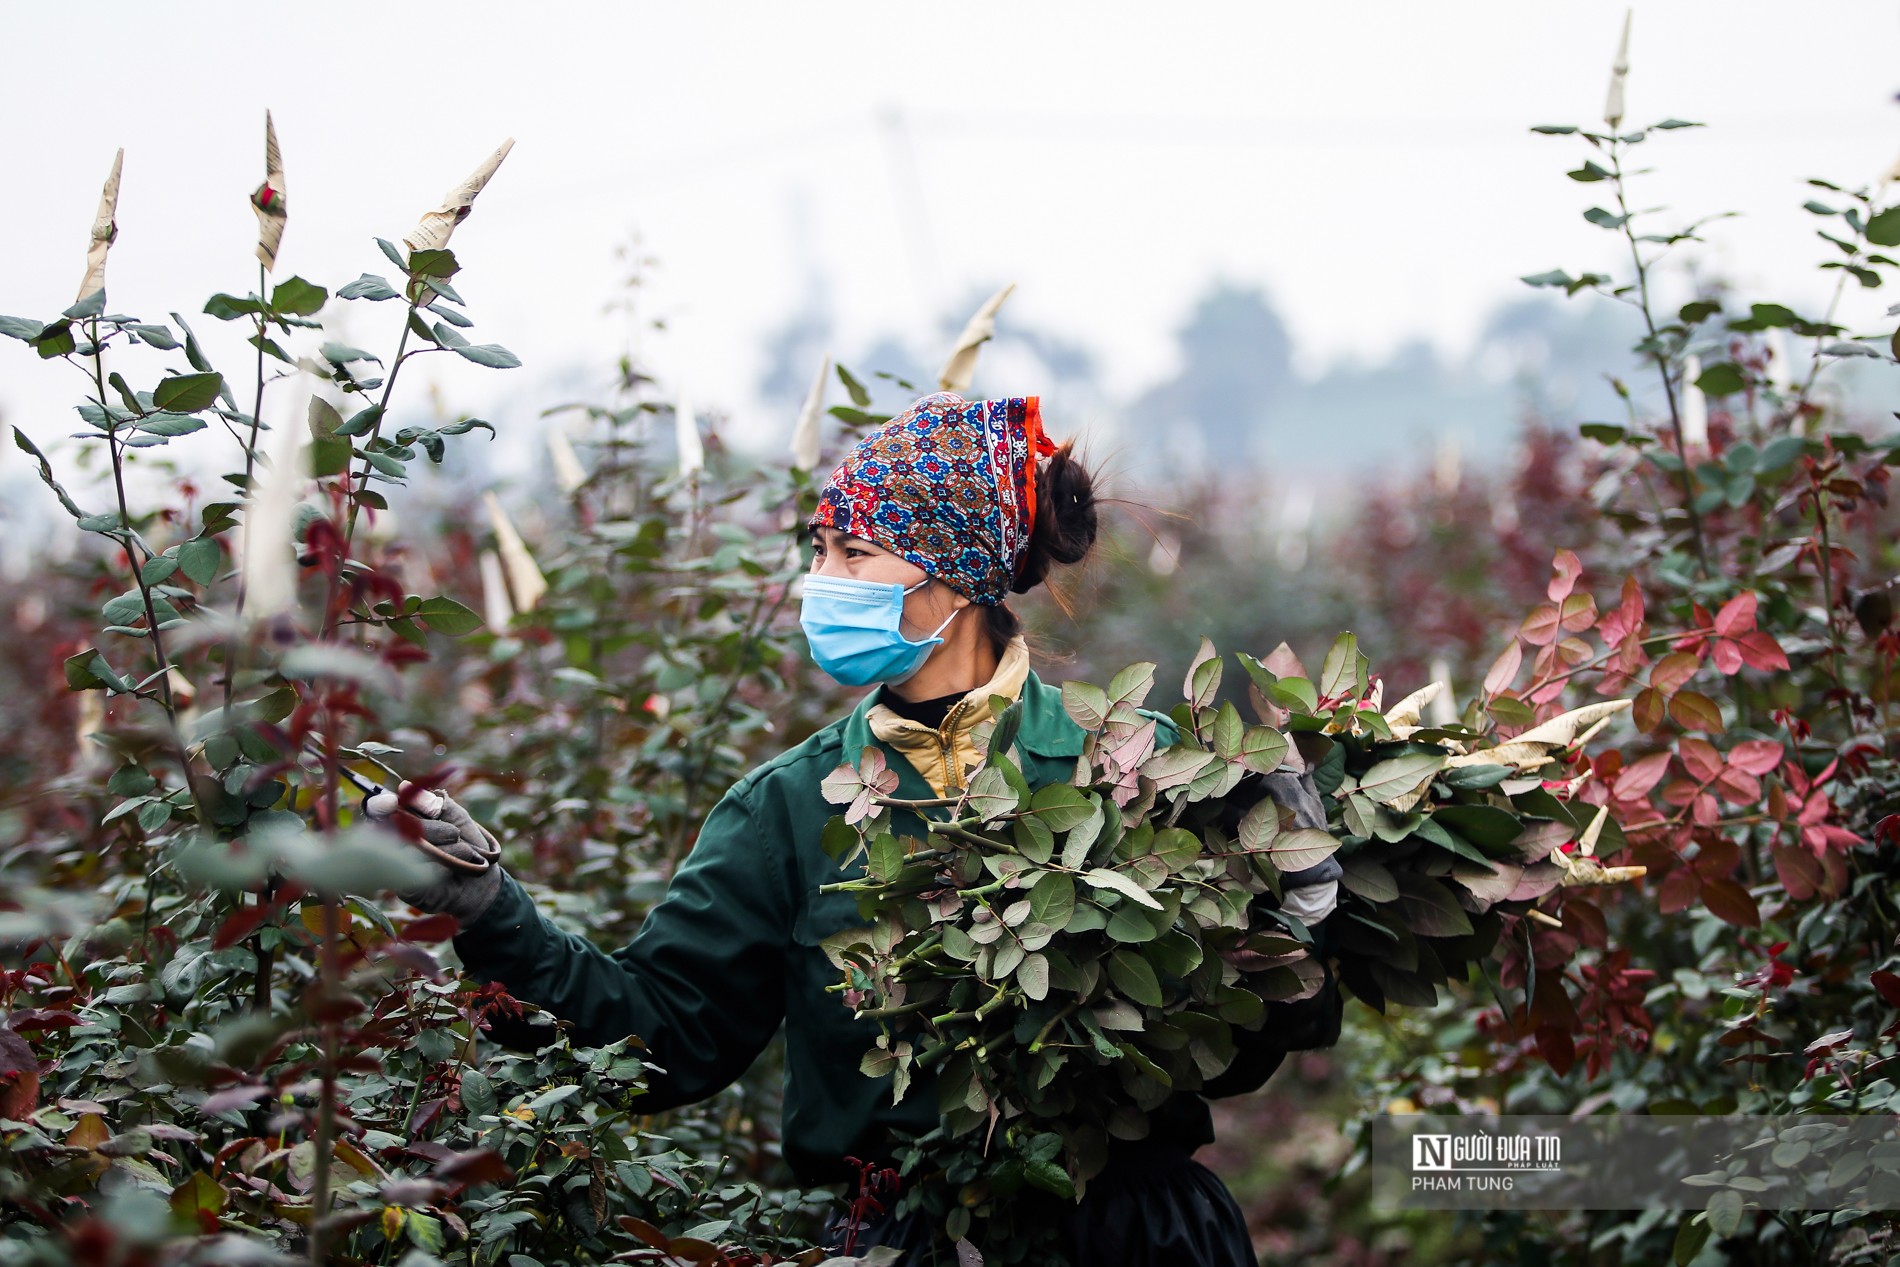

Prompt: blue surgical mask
[799,574,960,687]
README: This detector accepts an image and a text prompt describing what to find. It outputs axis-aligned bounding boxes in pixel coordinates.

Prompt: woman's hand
[1278,878,1339,925]
[363,783,505,928]
[1260,766,1341,925]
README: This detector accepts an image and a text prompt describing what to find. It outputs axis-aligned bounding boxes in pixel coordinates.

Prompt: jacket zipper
[937,699,971,793]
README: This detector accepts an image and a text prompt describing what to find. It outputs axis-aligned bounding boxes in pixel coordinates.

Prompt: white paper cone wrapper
[482,490,548,611]
[479,549,514,630]
[404,138,515,254]
[938,283,1016,395]
[547,425,588,493]
[790,354,830,471]
[252,111,287,271]
[1680,354,1708,449]
[78,149,124,303]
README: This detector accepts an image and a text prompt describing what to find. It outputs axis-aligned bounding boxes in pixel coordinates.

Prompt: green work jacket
[453,671,1335,1184]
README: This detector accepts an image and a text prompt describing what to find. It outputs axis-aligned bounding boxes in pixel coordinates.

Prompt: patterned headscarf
[810,392,1057,605]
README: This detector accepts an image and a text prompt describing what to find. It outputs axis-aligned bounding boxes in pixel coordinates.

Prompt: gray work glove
[363,784,504,930]
[1260,765,1342,925]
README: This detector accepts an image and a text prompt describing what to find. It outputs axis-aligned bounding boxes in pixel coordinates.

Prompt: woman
[377,392,1344,1265]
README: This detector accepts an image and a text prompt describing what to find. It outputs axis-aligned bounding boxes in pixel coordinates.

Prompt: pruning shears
[300,740,497,875]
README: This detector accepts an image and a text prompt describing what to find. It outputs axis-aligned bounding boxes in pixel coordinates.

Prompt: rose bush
[2,68,1898,1267]
[0,137,852,1266]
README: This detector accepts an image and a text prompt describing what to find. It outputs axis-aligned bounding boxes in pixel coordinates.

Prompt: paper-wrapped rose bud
[481,491,547,611]
[77,149,124,303]
[1680,354,1708,449]
[479,549,513,630]
[790,354,830,472]
[252,111,287,271]
[1603,10,1632,130]
[675,383,704,477]
[1764,328,1795,393]
[938,284,1015,395]
[240,381,311,624]
[403,139,515,255]
[547,425,588,494]
[1427,659,1458,726]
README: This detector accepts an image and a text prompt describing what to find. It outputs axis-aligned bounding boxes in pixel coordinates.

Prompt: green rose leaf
[1866,206,1900,247]
[177,538,222,586]
[31,321,76,359]
[1270,676,1319,714]
[1430,804,1522,849]
[965,765,1019,820]
[1107,662,1157,711]
[337,274,400,302]
[129,323,179,350]
[460,1069,498,1120]
[204,293,262,320]
[1150,827,1201,873]
[1265,828,1339,872]
[1357,754,1447,806]
[1693,361,1747,397]
[65,649,129,693]
[320,341,380,366]
[1237,796,1280,851]
[270,276,328,317]
[1443,763,1513,791]
[1236,724,1288,775]
[1185,637,1222,709]
[1395,873,1474,937]
[1029,873,1076,930]
[1705,1189,1745,1238]
[1028,785,1095,832]
[335,405,382,438]
[1318,632,1366,701]
[407,248,460,279]
[452,343,522,370]
[1210,701,1244,759]
[1673,1216,1711,1266]
[101,590,148,626]
[1107,950,1163,1007]
[1340,855,1399,902]
[1012,815,1055,864]
[1025,1158,1076,1199]
[1082,868,1164,911]
[837,362,873,406]
[415,595,483,636]
[150,372,225,414]
[1061,681,1110,731]
[868,834,906,883]
[136,413,207,437]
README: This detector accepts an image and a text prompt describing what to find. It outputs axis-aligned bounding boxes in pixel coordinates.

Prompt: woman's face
[808,527,967,641]
[808,527,927,587]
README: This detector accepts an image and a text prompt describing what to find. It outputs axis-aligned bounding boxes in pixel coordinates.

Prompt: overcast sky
[3,2,1899,464]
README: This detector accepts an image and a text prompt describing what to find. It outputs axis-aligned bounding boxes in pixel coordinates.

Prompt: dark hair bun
[1011,441,1098,593]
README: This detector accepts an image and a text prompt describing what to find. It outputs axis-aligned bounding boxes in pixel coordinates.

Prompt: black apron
[819,937,1344,1263]
[820,1142,1255,1267]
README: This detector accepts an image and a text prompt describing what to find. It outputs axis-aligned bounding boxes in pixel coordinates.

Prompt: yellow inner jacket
[864,635,1030,798]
